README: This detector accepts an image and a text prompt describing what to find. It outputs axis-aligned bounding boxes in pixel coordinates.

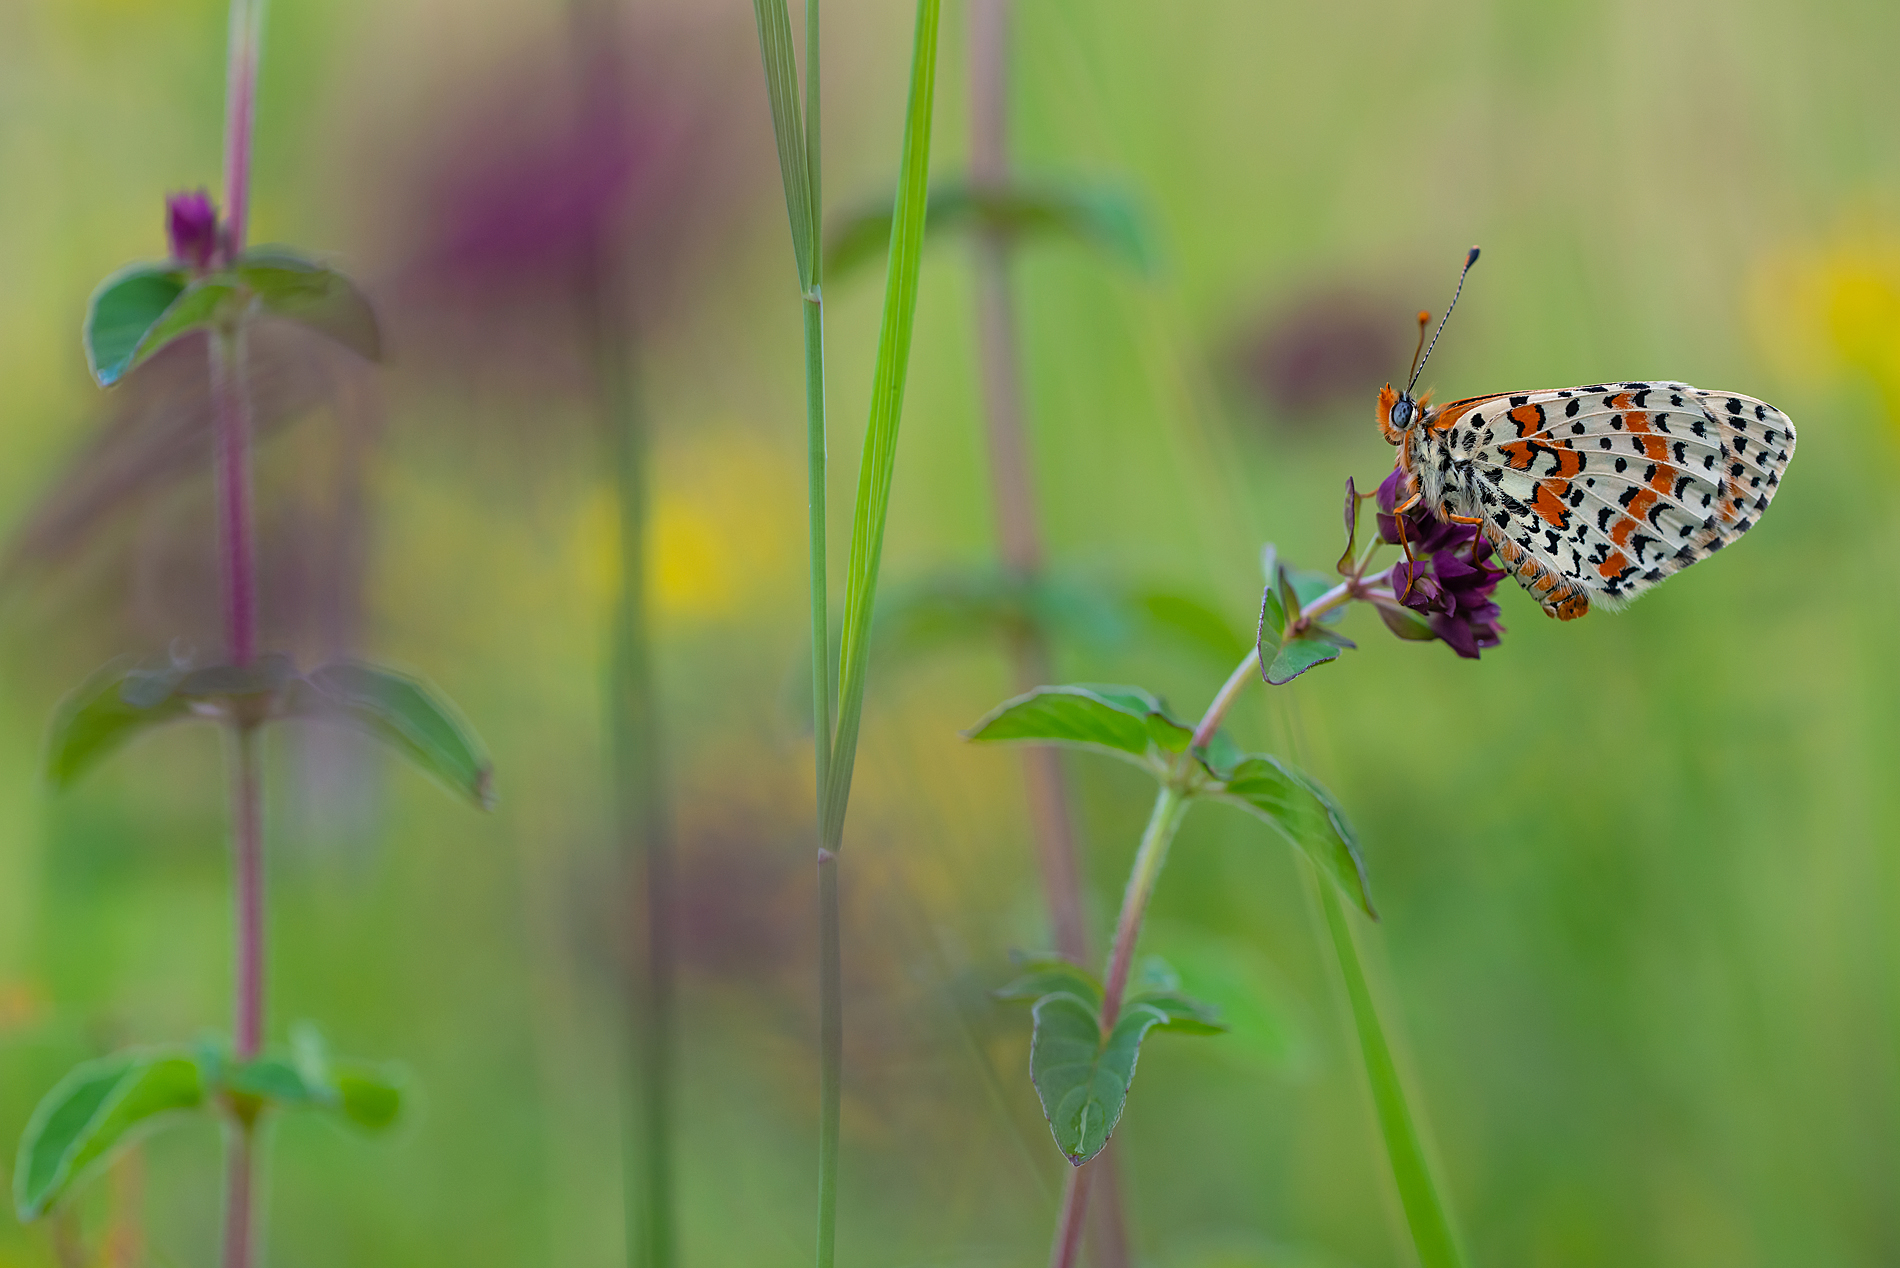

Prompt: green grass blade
[820,0,943,850]
[751,0,815,288]
[1318,878,1468,1268]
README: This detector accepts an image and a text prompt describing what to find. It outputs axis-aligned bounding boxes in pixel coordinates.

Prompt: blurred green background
[2,0,1898,1264]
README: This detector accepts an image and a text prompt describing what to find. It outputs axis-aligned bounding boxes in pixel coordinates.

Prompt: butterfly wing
[1430,382,1795,617]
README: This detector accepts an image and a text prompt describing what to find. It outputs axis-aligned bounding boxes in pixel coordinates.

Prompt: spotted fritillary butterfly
[1377,248,1796,620]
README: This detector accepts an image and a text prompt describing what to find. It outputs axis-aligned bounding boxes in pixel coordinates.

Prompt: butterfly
[1377,248,1796,620]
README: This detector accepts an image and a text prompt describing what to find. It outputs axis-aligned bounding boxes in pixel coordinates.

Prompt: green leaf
[1265,637,1342,685]
[1257,583,1286,662]
[1378,603,1439,641]
[135,279,240,365]
[1124,989,1230,1035]
[1319,881,1468,1267]
[963,684,1193,774]
[1209,755,1375,918]
[289,662,494,809]
[826,179,1154,281]
[236,249,381,361]
[1029,993,1167,1165]
[1339,477,1364,574]
[225,1057,316,1107]
[994,954,1104,1011]
[84,264,187,386]
[15,1049,205,1220]
[818,0,943,855]
[330,1062,405,1133]
[45,660,194,789]
[209,1028,405,1135]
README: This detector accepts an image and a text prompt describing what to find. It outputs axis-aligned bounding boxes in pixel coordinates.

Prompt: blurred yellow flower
[571,427,796,622]
[1753,220,1900,426]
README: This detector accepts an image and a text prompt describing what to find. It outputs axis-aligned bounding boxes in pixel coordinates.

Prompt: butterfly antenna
[1405,310,1431,385]
[1407,245,1480,395]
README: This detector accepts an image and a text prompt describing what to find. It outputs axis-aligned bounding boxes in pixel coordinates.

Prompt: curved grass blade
[1318,880,1468,1268]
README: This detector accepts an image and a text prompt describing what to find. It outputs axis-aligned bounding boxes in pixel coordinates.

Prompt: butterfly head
[1377,383,1419,443]
[1379,246,1480,444]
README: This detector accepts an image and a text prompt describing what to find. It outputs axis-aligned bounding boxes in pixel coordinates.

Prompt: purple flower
[167,190,219,270]
[1375,468,1506,659]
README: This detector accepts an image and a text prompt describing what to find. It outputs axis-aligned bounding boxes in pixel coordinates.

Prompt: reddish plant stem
[220,0,259,261]
[220,1126,255,1268]
[214,5,264,1267]
[971,6,1127,1262]
[1048,1165,1093,1268]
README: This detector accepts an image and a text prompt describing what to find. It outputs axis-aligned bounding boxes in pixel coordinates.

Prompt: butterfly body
[1377,380,1796,620]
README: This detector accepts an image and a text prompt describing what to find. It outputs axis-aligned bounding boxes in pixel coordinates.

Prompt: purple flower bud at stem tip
[167,190,219,271]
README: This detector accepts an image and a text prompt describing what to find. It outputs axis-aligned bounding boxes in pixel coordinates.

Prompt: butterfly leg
[1390,492,1423,597]
[1442,509,1485,563]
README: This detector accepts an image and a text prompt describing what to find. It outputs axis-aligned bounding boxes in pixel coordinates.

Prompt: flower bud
[167,190,219,270]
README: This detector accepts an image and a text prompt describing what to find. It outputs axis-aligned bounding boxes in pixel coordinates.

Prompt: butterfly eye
[1390,396,1415,429]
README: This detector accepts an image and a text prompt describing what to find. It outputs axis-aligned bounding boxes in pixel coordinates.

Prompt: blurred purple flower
[379,14,764,403]
[167,190,219,270]
[1235,287,1407,425]
[1376,467,1505,659]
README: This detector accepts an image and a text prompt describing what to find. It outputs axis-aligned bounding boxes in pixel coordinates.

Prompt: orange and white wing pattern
[1425,381,1795,618]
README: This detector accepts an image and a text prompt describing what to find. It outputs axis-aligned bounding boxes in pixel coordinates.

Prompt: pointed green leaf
[963,684,1192,773]
[85,265,187,386]
[994,955,1104,1010]
[46,660,194,789]
[1339,477,1363,574]
[289,662,493,809]
[15,1049,205,1220]
[132,279,239,365]
[1378,603,1439,641]
[1210,755,1374,917]
[237,250,381,361]
[1257,583,1286,663]
[826,179,1153,281]
[1266,637,1342,684]
[1125,989,1230,1035]
[1029,993,1168,1165]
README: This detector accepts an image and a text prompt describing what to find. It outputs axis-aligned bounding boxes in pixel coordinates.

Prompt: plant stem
[1047,1165,1092,1268]
[214,1,263,1262]
[1192,646,1260,750]
[211,326,264,1268]
[219,1123,255,1268]
[815,847,841,1268]
[220,0,262,260]
[800,9,840,1268]
[574,220,675,1266]
[968,0,1090,968]
[1050,784,1188,1268]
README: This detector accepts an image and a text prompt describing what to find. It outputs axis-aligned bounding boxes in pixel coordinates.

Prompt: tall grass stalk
[750,3,943,1264]
[1316,876,1468,1268]
[213,3,266,1265]
[1284,698,1467,1268]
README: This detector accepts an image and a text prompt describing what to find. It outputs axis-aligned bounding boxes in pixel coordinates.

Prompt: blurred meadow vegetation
[1,0,1898,1264]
